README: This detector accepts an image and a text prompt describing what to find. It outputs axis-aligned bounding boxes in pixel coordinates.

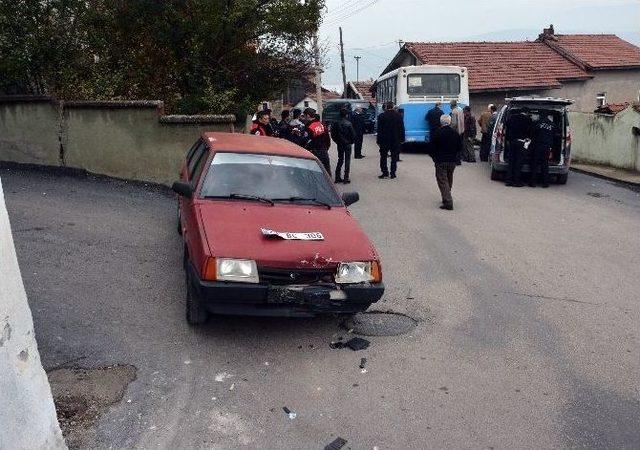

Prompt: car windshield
[199,152,343,207]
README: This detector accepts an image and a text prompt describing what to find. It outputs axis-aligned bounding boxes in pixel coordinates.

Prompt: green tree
[0,0,324,114]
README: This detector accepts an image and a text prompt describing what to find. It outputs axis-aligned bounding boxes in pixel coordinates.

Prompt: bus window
[407,74,460,96]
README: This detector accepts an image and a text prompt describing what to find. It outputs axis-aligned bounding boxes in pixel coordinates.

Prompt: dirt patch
[48,364,137,448]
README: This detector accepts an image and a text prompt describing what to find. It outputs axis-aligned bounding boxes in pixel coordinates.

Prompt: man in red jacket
[250,110,273,136]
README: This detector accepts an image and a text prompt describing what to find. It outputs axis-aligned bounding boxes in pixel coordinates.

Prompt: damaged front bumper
[188,264,384,317]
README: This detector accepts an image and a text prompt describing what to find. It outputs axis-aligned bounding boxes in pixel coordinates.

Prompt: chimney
[538,24,556,41]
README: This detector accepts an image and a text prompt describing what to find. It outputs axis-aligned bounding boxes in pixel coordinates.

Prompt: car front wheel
[186,271,209,325]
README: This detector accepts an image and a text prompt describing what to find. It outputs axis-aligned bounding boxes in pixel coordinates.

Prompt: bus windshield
[407,74,460,96]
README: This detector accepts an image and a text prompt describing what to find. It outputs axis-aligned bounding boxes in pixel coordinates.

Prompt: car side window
[188,142,207,180]
[189,146,209,186]
[186,140,200,166]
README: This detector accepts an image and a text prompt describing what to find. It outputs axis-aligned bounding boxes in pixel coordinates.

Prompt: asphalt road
[3,135,640,449]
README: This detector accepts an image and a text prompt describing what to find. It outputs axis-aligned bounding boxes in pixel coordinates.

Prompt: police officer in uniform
[303,108,332,175]
[505,108,532,187]
[530,114,556,188]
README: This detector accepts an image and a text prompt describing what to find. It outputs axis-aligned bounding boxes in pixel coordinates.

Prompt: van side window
[188,142,207,181]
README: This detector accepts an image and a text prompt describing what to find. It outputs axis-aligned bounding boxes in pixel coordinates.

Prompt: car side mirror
[172,181,193,198]
[342,192,359,206]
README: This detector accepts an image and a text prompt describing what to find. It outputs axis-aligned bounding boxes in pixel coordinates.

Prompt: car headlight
[335,261,381,284]
[215,258,259,283]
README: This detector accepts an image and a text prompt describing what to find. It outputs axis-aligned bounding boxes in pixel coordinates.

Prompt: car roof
[202,132,315,159]
[506,96,573,105]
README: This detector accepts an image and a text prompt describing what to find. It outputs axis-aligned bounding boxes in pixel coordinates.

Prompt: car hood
[197,201,378,269]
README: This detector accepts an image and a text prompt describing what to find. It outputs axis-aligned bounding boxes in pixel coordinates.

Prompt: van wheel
[556,173,568,185]
[490,168,502,181]
[186,271,209,325]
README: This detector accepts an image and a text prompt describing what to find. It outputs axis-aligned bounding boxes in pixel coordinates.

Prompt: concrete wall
[0,178,66,449]
[549,70,640,113]
[0,98,235,186]
[0,98,60,166]
[570,107,640,170]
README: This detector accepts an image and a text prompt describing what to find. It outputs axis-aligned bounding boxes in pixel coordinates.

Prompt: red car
[173,132,384,324]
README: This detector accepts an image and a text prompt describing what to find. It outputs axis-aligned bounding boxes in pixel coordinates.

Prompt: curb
[570,167,640,189]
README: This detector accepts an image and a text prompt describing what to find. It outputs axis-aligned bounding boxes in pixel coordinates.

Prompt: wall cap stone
[159,114,236,124]
[64,100,164,110]
[0,95,54,104]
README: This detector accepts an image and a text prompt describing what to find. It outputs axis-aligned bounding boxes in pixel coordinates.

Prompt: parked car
[322,99,376,133]
[173,133,384,324]
[490,97,573,184]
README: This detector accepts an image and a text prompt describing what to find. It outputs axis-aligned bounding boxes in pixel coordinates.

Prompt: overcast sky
[318,0,640,90]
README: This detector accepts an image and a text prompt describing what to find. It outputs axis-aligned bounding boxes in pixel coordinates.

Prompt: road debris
[325,437,347,450]
[360,357,367,373]
[330,337,370,351]
[282,407,297,419]
[214,372,233,382]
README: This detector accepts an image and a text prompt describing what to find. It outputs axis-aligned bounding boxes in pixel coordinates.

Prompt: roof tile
[405,41,591,92]
[548,34,640,70]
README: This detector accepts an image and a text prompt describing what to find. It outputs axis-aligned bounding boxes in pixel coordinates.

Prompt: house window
[304,101,309,108]
[596,92,606,108]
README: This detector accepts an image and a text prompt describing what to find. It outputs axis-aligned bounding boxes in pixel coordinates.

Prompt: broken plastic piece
[283,407,297,419]
[325,437,347,450]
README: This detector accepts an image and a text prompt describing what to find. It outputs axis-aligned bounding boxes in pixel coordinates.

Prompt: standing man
[351,107,366,159]
[462,106,477,162]
[529,114,556,188]
[431,115,462,210]
[376,101,404,179]
[478,104,494,161]
[303,108,331,176]
[278,109,292,141]
[505,108,532,187]
[426,102,444,142]
[331,108,356,183]
[250,110,273,136]
[449,100,465,164]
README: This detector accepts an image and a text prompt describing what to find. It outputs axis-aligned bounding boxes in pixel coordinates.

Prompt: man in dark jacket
[462,106,477,162]
[351,107,366,159]
[303,108,331,175]
[331,108,356,183]
[377,102,404,179]
[529,114,556,188]
[505,109,532,187]
[431,115,463,210]
[426,102,444,141]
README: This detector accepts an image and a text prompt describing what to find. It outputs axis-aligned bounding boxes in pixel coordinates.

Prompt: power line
[323,0,382,27]
[324,0,374,21]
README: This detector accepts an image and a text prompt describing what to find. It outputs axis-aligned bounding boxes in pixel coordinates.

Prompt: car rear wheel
[186,271,209,325]
[490,168,503,181]
[556,173,568,185]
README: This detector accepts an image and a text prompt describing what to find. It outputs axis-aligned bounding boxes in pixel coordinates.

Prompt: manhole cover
[342,311,418,336]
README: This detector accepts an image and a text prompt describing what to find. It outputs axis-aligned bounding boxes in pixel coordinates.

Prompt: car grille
[259,267,334,285]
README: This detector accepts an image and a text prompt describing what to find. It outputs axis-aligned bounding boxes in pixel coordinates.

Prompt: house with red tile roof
[345,80,375,104]
[380,25,640,116]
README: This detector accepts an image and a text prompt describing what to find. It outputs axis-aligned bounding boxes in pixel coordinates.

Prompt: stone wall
[0,98,235,185]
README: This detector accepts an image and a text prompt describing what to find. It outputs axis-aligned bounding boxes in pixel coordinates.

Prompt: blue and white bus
[375,65,469,147]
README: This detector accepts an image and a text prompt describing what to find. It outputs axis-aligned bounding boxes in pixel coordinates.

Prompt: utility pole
[354,56,361,82]
[339,27,347,98]
[313,33,323,117]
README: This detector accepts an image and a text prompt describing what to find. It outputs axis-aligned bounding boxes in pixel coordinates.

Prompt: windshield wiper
[271,196,332,209]
[204,193,274,206]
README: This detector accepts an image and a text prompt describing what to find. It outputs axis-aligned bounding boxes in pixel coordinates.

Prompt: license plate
[261,228,324,241]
